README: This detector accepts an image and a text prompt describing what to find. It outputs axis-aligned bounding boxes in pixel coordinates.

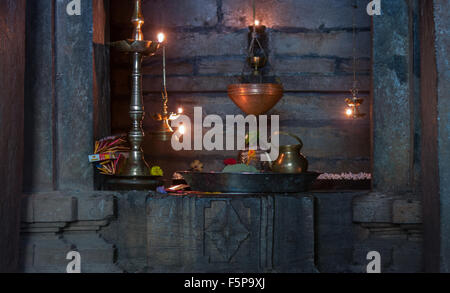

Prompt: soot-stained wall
[0,0,25,272]
[110,0,371,179]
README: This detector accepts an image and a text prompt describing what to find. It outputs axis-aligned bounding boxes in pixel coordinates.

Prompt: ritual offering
[222,164,259,173]
[312,172,372,190]
[90,134,129,175]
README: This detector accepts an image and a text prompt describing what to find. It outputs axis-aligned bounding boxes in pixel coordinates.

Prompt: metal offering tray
[178,171,320,193]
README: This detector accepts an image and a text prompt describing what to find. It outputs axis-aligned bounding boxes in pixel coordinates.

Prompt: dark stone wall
[24,0,55,192]
[110,0,372,180]
[93,0,111,141]
[55,0,96,191]
[0,0,26,272]
[420,0,450,273]
[315,192,423,273]
[434,0,450,273]
[371,0,421,193]
[23,0,110,192]
[420,0,439,273]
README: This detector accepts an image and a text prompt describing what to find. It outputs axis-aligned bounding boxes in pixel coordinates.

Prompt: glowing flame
[178,107,183,114]
[346,108,353,117]
[157,33,165,43]
[254,19,260,26]
[179,125,186,135]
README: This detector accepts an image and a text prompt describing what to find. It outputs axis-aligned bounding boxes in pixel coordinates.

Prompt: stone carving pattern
[204,200,250,263]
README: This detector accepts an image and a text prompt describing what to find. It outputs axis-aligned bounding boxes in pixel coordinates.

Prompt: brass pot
[271,132,308,173]
[227,83,283,115]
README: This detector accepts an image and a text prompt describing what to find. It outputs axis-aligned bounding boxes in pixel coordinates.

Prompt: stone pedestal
[146,193,315,273]
[19,192,119,273]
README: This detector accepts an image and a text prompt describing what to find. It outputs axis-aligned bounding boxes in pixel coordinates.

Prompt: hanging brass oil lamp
[345,0,366,119]
[345,86,366,119]
[227,0,283,116]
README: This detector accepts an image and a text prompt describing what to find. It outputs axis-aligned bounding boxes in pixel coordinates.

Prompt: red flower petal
[224,158,237,165]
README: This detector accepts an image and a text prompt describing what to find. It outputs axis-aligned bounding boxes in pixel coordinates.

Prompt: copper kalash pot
[271,132,308,173]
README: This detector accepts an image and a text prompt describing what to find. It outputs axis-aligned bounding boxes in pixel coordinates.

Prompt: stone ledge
[392,199,422,224]
[74,194,115,221]
[19,191,119,273]
[21,193,77,223]
[21,192,116,223]
[353,192,423,224]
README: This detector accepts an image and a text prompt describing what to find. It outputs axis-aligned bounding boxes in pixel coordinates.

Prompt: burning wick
[178,107,183,114]
[346,108,353,117]
[254,19,260,26]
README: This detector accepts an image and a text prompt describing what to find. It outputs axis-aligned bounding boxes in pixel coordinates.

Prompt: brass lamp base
[117,152,152,177]
[105,175,163,191]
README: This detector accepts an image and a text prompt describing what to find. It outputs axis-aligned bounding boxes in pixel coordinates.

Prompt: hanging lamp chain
[248,0,267,59]
[352,0,358,94]
[352,0,358,95]
[253,0,256,25]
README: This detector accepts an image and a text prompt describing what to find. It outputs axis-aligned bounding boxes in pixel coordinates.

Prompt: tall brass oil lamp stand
[109,0,162,189]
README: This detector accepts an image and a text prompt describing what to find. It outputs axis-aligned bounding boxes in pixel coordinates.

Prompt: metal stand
[110,0,162,188]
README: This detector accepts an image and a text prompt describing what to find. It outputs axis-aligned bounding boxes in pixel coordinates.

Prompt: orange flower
[247,150,256,165]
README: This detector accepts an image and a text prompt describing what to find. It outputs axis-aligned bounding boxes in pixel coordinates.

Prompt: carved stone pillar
[24,0,110,192]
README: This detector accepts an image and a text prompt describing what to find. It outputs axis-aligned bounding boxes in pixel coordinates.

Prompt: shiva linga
[109,0,162,188]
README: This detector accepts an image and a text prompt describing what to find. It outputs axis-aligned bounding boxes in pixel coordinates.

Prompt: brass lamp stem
[119,0,152,177]
[132,0,144,41]
[122,50,151,176]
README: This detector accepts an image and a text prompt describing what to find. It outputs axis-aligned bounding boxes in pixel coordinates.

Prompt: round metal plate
[178,171,320,193]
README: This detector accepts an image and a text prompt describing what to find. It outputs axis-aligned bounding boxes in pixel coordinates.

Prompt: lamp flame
[157,32,165,43]
[179,125,186,135]
[346,108,353,117]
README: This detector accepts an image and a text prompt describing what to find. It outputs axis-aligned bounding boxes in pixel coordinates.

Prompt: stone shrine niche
[110,0,372,182]
[11,0,449,274]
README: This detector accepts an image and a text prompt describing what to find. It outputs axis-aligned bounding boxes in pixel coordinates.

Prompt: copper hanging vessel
[227,0,283,115]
